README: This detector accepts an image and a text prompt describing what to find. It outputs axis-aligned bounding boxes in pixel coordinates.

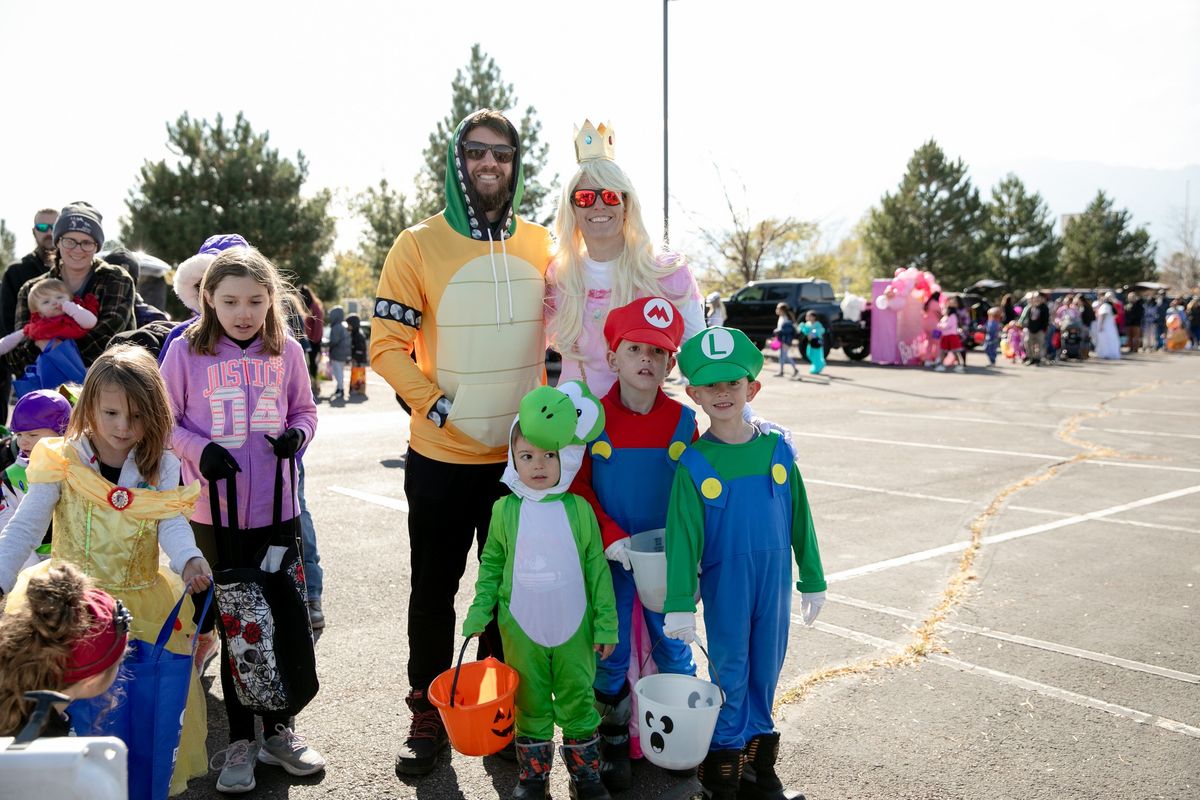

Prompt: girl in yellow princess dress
[0,344,212,796]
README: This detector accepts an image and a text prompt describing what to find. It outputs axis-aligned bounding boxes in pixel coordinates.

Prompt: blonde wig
[548,158,691,362]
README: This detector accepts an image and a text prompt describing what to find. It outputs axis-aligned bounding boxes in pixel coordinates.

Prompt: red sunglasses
[571,188,623,209]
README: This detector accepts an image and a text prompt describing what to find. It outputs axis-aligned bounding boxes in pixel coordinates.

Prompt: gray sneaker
[258,724,326,776]
[212,739,259,793]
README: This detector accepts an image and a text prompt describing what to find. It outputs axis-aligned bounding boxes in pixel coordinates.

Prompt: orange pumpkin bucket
[428,637,520,756]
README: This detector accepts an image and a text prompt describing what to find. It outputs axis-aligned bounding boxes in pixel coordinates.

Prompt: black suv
[719,278,870,360]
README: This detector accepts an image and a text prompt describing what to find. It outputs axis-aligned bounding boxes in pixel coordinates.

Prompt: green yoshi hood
[444,109,526,240]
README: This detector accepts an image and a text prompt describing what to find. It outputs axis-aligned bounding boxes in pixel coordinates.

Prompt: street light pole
[663,0,670,247]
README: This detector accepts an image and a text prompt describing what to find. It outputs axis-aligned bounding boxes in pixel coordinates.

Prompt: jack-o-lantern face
[492,706,514,738]
[644,710,675,754]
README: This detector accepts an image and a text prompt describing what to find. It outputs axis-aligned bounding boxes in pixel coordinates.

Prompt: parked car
[719,278,870,360]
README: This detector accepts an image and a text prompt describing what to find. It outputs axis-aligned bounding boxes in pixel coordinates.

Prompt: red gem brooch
[107,487,134,511]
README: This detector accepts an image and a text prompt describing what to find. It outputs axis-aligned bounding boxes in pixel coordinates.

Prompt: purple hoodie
[160,333,317,528]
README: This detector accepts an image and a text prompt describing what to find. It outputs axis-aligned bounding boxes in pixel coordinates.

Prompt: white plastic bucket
[627,529,699,614]
[634,672,723,770]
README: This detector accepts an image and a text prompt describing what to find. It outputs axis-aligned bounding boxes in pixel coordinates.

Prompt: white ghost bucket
[634,639,724,770]
[627,529,699,614]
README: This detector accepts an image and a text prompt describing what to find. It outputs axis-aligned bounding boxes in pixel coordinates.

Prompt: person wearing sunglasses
[546,120,705,398]
[0,208,58,424]
[7,202,135,376]
[370,108,556,778]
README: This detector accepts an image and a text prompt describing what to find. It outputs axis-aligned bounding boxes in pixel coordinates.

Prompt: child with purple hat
[0,390,73,568]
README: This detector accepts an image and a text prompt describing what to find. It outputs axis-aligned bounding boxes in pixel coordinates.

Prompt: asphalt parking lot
[182,348,1199,800]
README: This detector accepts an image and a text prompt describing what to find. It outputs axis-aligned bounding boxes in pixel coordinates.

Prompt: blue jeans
[593,561,695,695]
[298,460,322,601]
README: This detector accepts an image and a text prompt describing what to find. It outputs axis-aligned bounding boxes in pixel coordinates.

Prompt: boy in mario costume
[570,296,698,790]
[663,326,825,800]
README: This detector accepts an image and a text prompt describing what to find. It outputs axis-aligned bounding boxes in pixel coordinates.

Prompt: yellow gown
[5,438,206,796]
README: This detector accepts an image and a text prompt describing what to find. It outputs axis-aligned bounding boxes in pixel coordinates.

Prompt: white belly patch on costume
[509,500,587,648]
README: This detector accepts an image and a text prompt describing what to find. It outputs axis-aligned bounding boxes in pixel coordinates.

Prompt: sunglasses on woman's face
[571,189,623,209]
[462,141,516,164]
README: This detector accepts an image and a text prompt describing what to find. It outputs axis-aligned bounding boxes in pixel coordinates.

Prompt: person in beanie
[157,234,251,365]
[100,247,169,327]
[7,202,135,373]
[663,327,825,800]
[0,389,73,569]
[0,208,59,424]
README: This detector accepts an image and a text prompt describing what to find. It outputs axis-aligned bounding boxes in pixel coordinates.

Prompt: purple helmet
[11,390,72,435]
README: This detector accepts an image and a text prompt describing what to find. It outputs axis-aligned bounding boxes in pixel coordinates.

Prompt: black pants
[191,518,300,742]
[0,371,10,426]
[404,447,506,693]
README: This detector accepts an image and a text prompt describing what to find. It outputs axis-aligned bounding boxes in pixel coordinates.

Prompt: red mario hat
[603,296,685,353]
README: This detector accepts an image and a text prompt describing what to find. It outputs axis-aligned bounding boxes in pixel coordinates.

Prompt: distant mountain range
[973,159,1200,255]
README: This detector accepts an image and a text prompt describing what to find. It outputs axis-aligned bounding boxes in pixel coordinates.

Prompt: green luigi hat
[678,327,764,385]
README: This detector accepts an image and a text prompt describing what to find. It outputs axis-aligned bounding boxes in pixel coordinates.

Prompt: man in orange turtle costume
[370,108,555,776]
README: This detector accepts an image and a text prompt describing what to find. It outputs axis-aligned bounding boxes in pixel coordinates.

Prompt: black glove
[265,428,305,459]
[199,442,241,482]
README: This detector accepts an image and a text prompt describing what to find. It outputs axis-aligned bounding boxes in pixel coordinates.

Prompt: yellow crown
[574,119,616,163]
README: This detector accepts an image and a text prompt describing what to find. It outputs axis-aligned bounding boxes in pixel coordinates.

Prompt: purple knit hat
[11,389,72,435]
[173,234,250,313]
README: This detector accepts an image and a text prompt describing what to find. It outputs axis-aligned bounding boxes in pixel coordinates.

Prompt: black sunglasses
[462,141,516,164]
[34,223,53,233]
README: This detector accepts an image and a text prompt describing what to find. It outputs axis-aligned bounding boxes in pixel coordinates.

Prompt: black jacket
[0,251,51,336]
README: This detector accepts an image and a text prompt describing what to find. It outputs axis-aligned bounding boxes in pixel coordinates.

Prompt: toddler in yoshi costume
[463,382,618,800]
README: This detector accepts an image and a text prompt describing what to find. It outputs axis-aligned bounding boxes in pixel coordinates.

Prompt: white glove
[604,538,632,571]
[800,591,826,626]
[663,611,696,644]
[743,404,797,460]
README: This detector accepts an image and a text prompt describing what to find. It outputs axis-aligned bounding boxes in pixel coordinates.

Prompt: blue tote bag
[70,588,212,800]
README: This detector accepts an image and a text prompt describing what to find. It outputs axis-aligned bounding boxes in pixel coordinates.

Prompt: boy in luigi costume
[662,327,826,800]
[463,381,618,800]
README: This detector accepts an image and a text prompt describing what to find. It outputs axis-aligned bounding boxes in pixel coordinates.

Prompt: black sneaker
[395,689,447,776]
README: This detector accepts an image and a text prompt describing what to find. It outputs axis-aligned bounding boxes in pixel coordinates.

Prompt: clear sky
[2,0,1198,268]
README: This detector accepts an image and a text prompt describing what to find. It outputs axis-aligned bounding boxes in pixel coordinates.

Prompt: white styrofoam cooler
[0,736,127,800]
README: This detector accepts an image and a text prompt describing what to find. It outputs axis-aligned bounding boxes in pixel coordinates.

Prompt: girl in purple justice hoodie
[159,246,324,792]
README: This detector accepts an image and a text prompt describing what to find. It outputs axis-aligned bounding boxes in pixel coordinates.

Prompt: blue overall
[589,406,698,695]
[678,435,793,751]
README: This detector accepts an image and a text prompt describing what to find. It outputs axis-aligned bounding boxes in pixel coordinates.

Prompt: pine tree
[351,178,412,273]
[863,140,984,289]
[980,174,1060,292]
[1060,191,1156,288]
[122,112,335,286]
[412,44,555,225]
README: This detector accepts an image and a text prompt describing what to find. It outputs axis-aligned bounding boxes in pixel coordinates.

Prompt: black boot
[512,737,553,800]
[697,748,743,800]
[594,683,632,791]
[394,688,448,776]
[561,734,612,800]
[738,733,804,800]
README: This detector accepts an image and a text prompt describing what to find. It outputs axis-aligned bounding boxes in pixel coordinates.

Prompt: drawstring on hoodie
[486,227,516,329]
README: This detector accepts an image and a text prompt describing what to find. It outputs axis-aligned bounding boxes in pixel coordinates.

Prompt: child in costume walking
[664,327,826,800]
[772,303,798,378]
[797,311,826,376]
[160,246,323,794]
[0,563,130,738]
[569,296,698,791]
[463,382,618,800]
[0,345,213,796]
[0,390,73,570]
[347,313,368,396]
[984,307,1003,366]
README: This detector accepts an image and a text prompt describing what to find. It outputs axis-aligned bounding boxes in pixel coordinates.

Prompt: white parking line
[826,593,1200,684]
[328,486,409,512]
[858,410,1200,440]
[794,430,1200,473]
[799,618,1200,739]
[825,485,1200,583]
